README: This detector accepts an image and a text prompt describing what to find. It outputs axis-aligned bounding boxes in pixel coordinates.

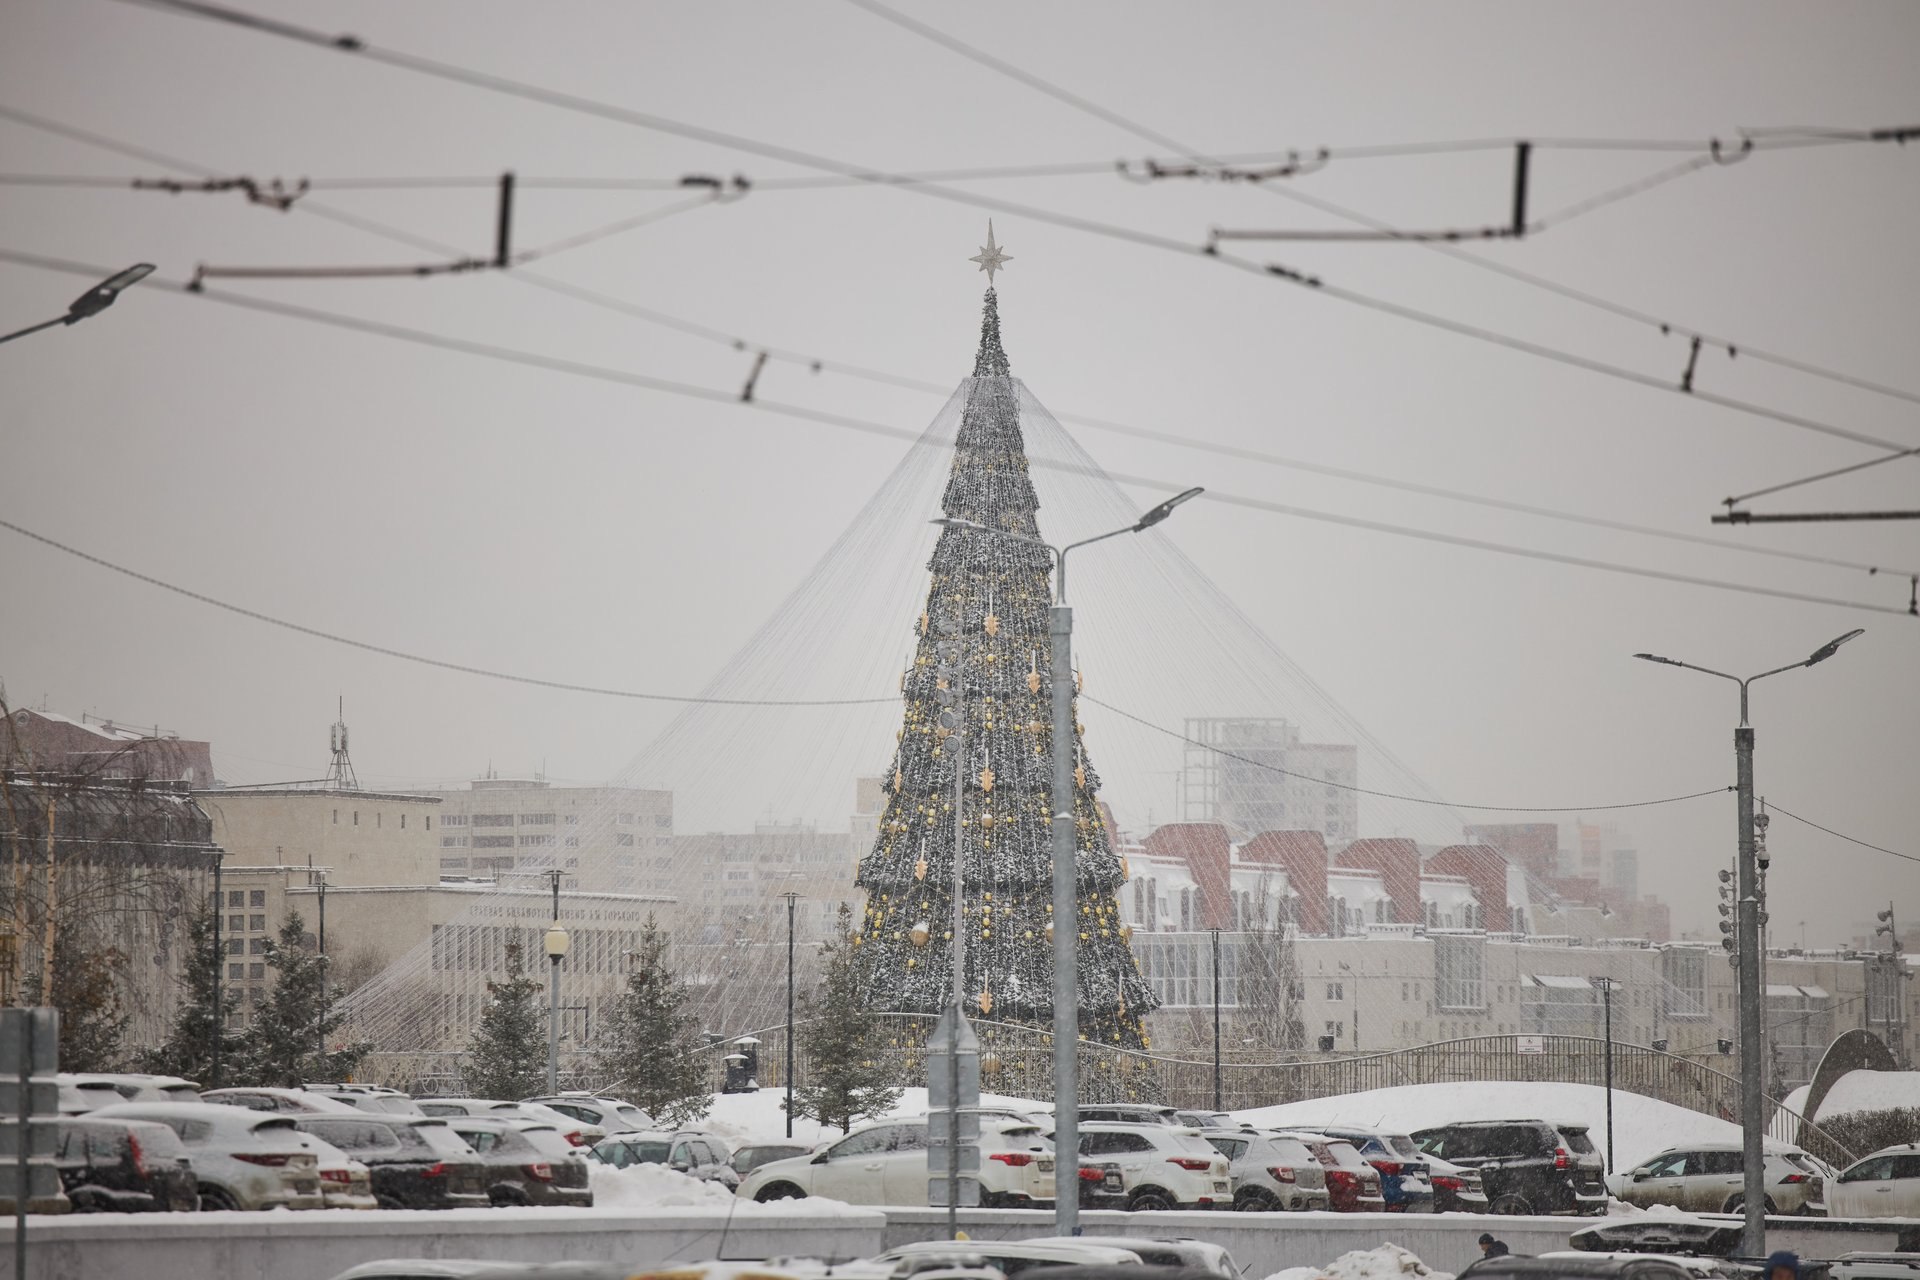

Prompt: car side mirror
[812,1151,830,1164]
[1631,1171,1649,1181]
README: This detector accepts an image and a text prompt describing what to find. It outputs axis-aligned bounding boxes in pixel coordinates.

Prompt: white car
[871,1241,1142,1276]
[738,1117,1056,1207]
[303,1084,425,1116]
[1608,1142,1827,1215]
[1031,1236,1237,1277]
[61,1073,201,1105]
[1829,1145,1920,1218]
[521,1093,654,1135]
[56,1077,126,1114]
[92,1102,325,1210]
[415,1098,606,1148]
[202,1087,363,1116]
[1075,1121,1232,1210]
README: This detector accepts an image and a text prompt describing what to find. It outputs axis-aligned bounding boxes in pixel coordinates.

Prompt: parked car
[1554,1123,1611,1212]
[1172,1111,1234,1130]
[1312,1125,1437,1212]
[1424,1149,1491,1213]
[61,1073,201,1105]
[1461,1256,1729,1280]
[1413,1119,1608,1216]
[92,1102,325,1210]
[738,1117,1056,1207]
[521,1094,653,1135]
[1071,1122,1231,1211]
[1610,1143,1828,1216]
[731,1142,811,1179]
[589,1130,737,1187]
[311,1142,381,1211]
[1829,1145,1920,1218]
[1276,1131,1386,1212]
[416,1098,606,1149]
[1032,1236,1237,1278]
[443,1118,593,1207]
[201,1087,363,1116]
[53,1116,198,1212]
[304,1084,426,1117]
[328,1264,640,1280]
[56,1077,127,1115]
[293,1115,490,1209]
[1078,1104,1180,1127]
[1198,1128,1328,1212]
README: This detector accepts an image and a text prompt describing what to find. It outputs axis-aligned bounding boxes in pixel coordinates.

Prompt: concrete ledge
[0,1205,887,1280]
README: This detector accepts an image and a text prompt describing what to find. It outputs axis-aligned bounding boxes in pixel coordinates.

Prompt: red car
[1278,1131,1386,1212]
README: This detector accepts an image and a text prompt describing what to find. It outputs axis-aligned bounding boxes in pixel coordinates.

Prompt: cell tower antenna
[325,695,360,791]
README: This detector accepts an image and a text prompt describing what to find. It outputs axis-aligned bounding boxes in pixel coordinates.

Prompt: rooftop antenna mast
[325,696,360,791]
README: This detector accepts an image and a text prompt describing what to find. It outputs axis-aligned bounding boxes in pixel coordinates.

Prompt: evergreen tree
[142,905,240,1082]
[25,930,129,1072]
[593,915,709,1126]
[794,904,901,1135]
[853,287,1156,1046]
[240,911,368,1086]
[464,941,546,1100]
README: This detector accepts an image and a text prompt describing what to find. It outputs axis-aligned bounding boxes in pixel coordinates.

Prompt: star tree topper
[970,220,1012,282]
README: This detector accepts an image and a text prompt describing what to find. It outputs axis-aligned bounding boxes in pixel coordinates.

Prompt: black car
[444,1118,594,1207]
[53,1117,198,1213]
[293,1116,490,1209]
[1412,1119,1608,1216]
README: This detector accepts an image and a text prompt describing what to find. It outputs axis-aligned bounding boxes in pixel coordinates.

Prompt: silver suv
[1200,1127,1329,1211]
[1611,1143,1828,1215]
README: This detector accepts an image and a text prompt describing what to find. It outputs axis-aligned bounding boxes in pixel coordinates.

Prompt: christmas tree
[853,286,1157,1048]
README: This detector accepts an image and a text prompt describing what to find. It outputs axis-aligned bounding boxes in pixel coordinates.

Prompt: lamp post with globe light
[931,483,1203,1233]
[544,923,571,1094]
[1632,628,1863,1255]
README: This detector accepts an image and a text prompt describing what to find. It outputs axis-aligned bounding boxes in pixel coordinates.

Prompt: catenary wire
[1724,445,1920,507]
[0,513,1747,821]
[6,98,1909,581]
[1084,696,1732,814]
[92,3,1920,458]
[1767,802,1920,865]
[3,245,1911,621]
[0,515,897,708]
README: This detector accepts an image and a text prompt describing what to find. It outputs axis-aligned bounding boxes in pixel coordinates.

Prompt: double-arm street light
[1633,628,1863,1255]
[934,484,1204,1233]
[0,264,156,346]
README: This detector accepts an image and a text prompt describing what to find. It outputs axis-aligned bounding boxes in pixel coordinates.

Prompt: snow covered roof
[1530,973,1595,990]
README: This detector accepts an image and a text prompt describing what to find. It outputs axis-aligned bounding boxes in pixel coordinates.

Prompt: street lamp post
[1634,628,1863,1255]
[0,264,156,346]
[782,890,799,1139]
[544,924,571,1094]
[933,484,1203,1235]
[1210,928,1223,1112]
[1593,976,1616,1174]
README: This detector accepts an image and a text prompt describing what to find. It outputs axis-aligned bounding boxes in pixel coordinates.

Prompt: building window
[228,963,243,979]
[249,890,266,907]
[333,809,338,824]
[227,939,242,955]
[616,833,635,847]
[229,890,244,908]
[471,814,514,828]
[1327,982,1343,1000]
[250,963,265,980]
[250,938,268,955]
[400,814,405,829]
[353,811,358,825]
[472,835,515,849]
[249,915,266,931]
[228,914,244,932]
[442,835,469,848]
[520,813,556,826]
[442,814,467,827]
[1435,935,1487,1011]
[518,834,554,848]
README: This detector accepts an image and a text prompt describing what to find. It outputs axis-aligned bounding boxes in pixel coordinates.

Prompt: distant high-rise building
[416,775,672,893]
[1180,717,1358,843]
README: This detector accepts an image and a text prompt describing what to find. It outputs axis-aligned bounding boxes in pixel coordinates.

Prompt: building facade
[417,776,672,893]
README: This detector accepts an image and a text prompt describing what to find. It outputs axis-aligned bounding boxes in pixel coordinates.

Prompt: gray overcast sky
[1,1,1914,942]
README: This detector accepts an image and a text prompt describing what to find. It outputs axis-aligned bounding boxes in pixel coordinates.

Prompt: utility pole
[211,853,224,1088]
[40,794,56,1003]
[1595,976,1616,1175]
[1210,928,1223,1112]
[782,891,798,1139]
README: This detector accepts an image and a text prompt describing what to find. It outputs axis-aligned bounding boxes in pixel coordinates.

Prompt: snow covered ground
[587,1162,860,1216]
[1235,1080,1758,1170]
[699,1086,1049,1146]
[1262,1243,1455,1280]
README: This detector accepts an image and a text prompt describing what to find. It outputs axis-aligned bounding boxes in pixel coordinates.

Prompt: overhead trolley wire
[11,106,1908,584]
[106,0,1920,462]
[1767,802,1920,866]
[2,246,1912,623]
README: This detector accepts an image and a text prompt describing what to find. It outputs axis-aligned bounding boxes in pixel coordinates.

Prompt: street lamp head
[930,517,990,533]
[65,263,156,323]
[1804,628,1865,667]
[1132,487,1205,532]
[543,925,571,960]
[1631,653,1680,666]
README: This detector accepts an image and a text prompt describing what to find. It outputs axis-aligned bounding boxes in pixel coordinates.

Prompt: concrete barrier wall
[0,1205,887,1280]
[882,1208,1578,1278]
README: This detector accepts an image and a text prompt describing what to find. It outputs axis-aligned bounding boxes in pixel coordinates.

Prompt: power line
[4,247,1911,622]
[100,1,1920,458]
[0,515,896,708]
[836,0,1920,435]
[1768,802,1920,865]
[1085,695,1731,814]
[15,106,1909,584]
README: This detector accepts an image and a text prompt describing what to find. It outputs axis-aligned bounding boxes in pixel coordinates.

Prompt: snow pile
[589,1162,743,1208]
[1237,1080,1753,1170]
[700,1086,1050,1146]
[1813,1070,1920,1118]
[1263,1244,1453,1280]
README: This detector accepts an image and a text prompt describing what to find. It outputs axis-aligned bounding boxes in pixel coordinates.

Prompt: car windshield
[1167,1131,1222,1158]
[615,1104,651,1125]
[1267,1137,1313,1165]
[372,1096,424,1116]
[416,1124,476,1156]
[1387,1134,1421,1158]
[618,1140,671,1164]
[159,1085,201,1103]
